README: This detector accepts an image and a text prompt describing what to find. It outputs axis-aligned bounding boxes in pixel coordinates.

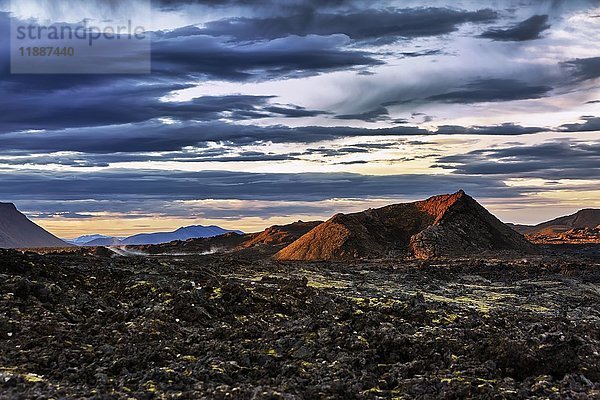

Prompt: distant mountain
[81,225,244,246]
[131,220,323,256]
[66,234,120,246]
[85,237,125,246]
[0,203,70,249]
[122,225,243,245]
[274,191,534,261]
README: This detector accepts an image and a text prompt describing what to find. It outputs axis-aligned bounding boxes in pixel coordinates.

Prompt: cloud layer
[0,0,598,231]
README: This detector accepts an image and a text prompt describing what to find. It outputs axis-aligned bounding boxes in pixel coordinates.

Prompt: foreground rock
[275,191,534,261]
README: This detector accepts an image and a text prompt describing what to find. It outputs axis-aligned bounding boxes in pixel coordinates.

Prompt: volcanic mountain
[274,191,534,261]
[0,203,70,249]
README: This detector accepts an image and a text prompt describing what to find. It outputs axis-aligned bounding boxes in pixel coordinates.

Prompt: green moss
[350,297,367,306]
[23,373,45,383]
[521,304,551,313]
[433,313,459,324]
[209,287,222,300]
[145,381,157,393]
[131,280,152,289]
[362,386,384,394]
[209,363,225,373]
[265,349,279,357]
[307,279,349,289]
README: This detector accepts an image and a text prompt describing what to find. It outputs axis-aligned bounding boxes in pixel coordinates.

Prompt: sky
[0,0,599,239]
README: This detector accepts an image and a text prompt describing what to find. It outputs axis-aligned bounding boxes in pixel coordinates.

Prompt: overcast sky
[0,0,598,238]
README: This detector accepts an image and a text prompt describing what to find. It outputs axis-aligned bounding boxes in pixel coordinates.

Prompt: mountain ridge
[78,225,244,246]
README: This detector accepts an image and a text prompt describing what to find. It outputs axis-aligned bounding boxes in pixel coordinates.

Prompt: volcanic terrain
[275,191,533,261]
[1,193,598,398]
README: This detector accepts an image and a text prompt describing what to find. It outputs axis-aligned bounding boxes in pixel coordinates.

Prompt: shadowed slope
[0,203,70,249]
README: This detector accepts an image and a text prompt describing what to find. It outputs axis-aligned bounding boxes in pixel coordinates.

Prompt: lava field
[0,248,598,399]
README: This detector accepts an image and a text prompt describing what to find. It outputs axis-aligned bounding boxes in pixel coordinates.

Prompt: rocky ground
[0,247,599,399]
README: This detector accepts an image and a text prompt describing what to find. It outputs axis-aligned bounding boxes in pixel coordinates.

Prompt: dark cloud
[1,12,381,83]
[479,15,550,41]
[399,49,443,58]
[436,140,600,179]
[151,33,382,81]
[0,15,384,134]
[0,15,378,133]
[1,38,338,132]
[435,123,546,135]
[558,116,600,132]
[0,90,284,133]
[304,146,371,158]
[335,106,390,122]
[0,117,564,165]
[263,105,330,118]
[562,57,600,82]
[198,8,497,42]
[0,169,523,203]
[0,150,304,167]
[154,0,350,12]
[427,78,552,103]
[0,121,429,155]
[0,82,333,133]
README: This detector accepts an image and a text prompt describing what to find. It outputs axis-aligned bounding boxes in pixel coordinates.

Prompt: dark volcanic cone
[274,191,534,260]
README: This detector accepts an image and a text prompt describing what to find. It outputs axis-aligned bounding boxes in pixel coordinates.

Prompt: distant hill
[514,209,600,244]
[85,237,125,246]
[67,234,121,246]
[274,191,534,261]
[82,225,243,246]
[0,203,70,249]
[131,220,323,256]
[517,209,600,235]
